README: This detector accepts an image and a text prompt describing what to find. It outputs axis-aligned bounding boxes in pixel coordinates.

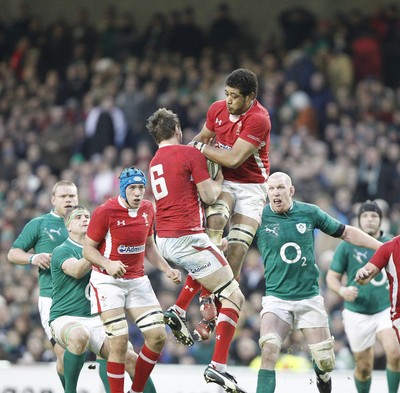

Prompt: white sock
[211,361,227,373]
[318,372,331,382]
[174,305,186,317]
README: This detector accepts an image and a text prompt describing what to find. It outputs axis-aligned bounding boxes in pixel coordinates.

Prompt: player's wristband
[338,287,346,297]
[29,254,36,264]
[193,141,206,153]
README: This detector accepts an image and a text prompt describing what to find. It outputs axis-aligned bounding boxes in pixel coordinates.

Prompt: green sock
[256,369,276,393]
[355,377,371,392]
[144,376,157,393]
[97,358,110,393]
[57,372,65,389]
[64,349,86,393]
[387,368,400,393]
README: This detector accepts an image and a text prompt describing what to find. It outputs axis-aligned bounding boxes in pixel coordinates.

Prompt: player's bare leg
[53,342,65,387]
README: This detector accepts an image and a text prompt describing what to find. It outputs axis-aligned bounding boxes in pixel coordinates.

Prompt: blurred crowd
[1,2,400,371]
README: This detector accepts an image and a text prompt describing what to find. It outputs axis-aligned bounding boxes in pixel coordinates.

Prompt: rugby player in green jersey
[7,180,78,387]
[327,201,400,393]
[255,172,382,393]
[49,205,156,393]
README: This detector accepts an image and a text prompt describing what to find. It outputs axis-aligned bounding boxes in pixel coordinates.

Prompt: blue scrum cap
[119,167,147,199]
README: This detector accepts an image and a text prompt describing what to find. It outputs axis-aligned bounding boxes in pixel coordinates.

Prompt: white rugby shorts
[38,296,53,341]
[222,180,267,224]
[342,307,392,352]
[90,271,160,314]
[156,233,228,279]
[50,315,105,356]
[260,295,329,330]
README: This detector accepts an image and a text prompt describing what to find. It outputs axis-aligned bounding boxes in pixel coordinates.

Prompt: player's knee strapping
[205,199,230,246]
[259,333,282,351]
[214,278,241,310]
[227,223,257,251]
[135,309,165,332]
[308,336,335,372]
[103,314,128,337]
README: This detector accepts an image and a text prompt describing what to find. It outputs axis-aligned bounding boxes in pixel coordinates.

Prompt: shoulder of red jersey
[140,199,155,212]
[388,235,400,248]
[153,144,204,165]
[249,100,271,124]
[208,100,227,116]
[181,144,206,159]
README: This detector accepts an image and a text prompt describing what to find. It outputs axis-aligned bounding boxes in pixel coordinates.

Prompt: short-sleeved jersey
[149,145,210,238]
[256,201,342,300]
[370,236,400,321]
[10,211,68,297]
[205,99,271,183]
[49,238,91,323]
[330,233,391,315]
[86,196,154,279]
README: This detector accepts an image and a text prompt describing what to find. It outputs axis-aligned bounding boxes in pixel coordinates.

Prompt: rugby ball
[206,159,220,180]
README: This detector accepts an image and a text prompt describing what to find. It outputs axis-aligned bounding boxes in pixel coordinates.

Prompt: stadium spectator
[0,3,399,370]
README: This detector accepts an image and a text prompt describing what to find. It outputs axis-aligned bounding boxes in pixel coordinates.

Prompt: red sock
[131,345,160,392]
[107,361,125,393]
[175,275,201,311]
[212,308,239,365]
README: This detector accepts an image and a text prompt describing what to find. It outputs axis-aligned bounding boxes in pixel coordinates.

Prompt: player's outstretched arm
[355,262,380,285]
[340,225,383,251]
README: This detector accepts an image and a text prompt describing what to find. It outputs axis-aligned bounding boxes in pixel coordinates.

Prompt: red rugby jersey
[87,196,154,278]
[205,99,271,183]
[149,144,210,238]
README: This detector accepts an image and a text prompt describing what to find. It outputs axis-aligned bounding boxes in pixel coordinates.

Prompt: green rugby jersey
[257,201,342,300]
[49,238,91,324]
[10,211,68,297]
[330,233,392,314]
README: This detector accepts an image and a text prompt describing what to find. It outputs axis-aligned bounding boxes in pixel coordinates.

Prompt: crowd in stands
[1,2,400,371]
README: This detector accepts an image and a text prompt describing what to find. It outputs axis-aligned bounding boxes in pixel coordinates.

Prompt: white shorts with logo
[342,307,392,352]
[222,180,267,224]
[50,315,105,356]
[260,295,329,330]
[156,233,228,279]
[38,296,53,341]
[90,271,160,314]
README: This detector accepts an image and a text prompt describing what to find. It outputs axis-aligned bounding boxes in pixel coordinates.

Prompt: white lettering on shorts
[189,261,211,274]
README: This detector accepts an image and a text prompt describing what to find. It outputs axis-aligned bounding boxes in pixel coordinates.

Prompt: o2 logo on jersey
[118,244,145,254]
[280,242,307,266]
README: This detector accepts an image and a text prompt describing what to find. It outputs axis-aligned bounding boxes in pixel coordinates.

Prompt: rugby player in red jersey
[83,167,181,393]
